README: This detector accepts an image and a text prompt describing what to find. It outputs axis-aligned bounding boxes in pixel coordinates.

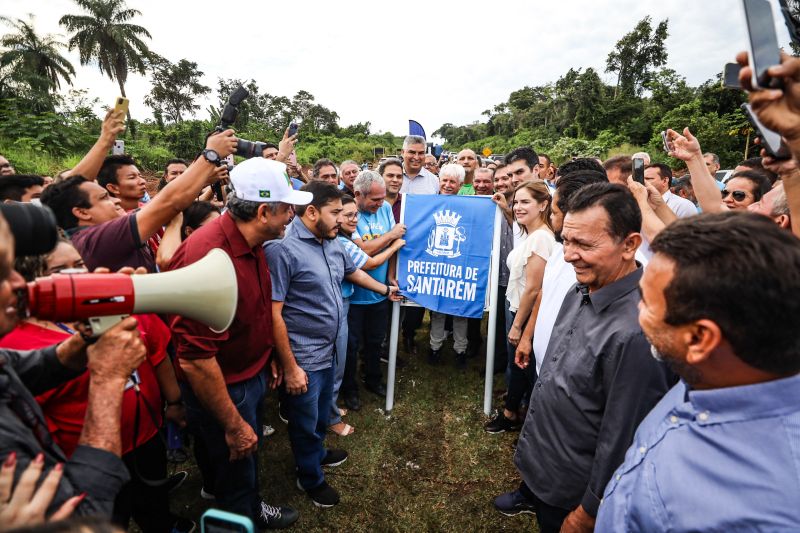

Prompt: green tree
[606,16,669,98]
[0,15,75,102]
[144,58,210,124]
[59,0,152,125]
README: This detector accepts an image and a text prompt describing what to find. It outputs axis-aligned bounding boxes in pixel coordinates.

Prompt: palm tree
[59,0,152,126]
[0,14,75,94]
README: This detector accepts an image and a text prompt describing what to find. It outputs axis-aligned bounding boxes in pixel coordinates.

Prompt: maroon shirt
[168,212,273,384]
[391,193,403,224]
[70,213,156,272]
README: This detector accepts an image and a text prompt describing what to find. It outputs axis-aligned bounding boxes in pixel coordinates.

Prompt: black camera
[217,86,270,159]
[0,203,59,257]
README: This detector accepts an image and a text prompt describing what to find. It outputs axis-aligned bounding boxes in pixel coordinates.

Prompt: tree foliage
[144,58,210,124]
[606,16,669,98]
[0,15,75,108]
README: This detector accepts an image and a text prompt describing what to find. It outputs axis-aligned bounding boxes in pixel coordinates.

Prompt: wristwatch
[202,149,221,166]
[384,285,391,297]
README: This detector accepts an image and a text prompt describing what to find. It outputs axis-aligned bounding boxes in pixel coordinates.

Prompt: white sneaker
[262,424,276,437]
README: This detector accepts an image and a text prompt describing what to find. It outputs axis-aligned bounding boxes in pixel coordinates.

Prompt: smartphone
[660,131,673,154]
[742,0,783,89]
[288,151,298,167]
[112,140,125,155]
[113,96,129,117]
[201,509,254,533]
[632,157,645,185]
[722,62,742,89]
[741,103,791,159]
[288,122,299,137]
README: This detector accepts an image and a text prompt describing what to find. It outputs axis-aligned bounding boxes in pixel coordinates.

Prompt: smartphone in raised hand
[722,63,742,89]
[660,131,673,154]
[112,140,125,155]
[742,0,783,89]
[113,96,129,117]
[288,122,299,137]
[741,103,791,159]
[633,157,645,185]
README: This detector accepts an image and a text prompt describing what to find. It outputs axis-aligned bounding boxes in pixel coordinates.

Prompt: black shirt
[514,266,675,517]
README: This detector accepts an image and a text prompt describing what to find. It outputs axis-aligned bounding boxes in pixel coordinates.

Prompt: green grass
[167,320,538,532]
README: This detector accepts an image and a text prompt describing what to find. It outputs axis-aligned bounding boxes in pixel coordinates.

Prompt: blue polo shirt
[351,202,394,305]
[264,217,356,371]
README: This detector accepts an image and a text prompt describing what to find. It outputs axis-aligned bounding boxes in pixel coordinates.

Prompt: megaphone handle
[88,315,130,337]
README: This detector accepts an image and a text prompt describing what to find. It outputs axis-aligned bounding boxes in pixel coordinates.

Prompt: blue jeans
[330,298,350,425]
[182,368,267,520]
[281,363,334,490]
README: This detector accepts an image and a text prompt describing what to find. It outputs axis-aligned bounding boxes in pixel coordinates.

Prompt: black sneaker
[170,518,196,533]
[344,394,361,412]
[403,335,418,355]
[428,348,441,365]
[163,471,188,493]
[484,412,522,434]
[493,489,536,516]
[254,501,298,529]
[167,448,188,464]
[321,448,348,468]
[455,352,467,370]
[297,479,340,508]
[364,381,386,397]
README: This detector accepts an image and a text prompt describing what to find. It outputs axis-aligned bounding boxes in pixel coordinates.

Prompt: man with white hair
[339,160,359,196]
[429,164,470,367]
[341,171,405,407]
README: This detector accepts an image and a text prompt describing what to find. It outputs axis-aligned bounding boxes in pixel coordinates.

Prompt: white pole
[386,194,410,415]
[483,206,503,416]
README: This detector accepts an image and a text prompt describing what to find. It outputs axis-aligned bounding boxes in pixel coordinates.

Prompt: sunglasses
[721,189,748,202]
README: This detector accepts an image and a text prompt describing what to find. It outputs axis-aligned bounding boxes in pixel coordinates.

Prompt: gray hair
[227,194,281,221]
[340,159,359,168]
[439,163,465,184]
[403,135,426,150]
[475,167,494,179]
[378,157,403,176]
[353,170,385,195]
[703,152,720,165]
[771,185,790,216]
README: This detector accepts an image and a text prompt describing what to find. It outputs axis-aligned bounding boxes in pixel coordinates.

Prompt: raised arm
[357,223,405,256]
[667,128,727,214]
[135,130,237,242]
[64,110,125,181]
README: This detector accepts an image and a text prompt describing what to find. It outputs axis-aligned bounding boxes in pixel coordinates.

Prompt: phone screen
[633,158,645,185]
[288,123,299,137]
[743,0,781,88]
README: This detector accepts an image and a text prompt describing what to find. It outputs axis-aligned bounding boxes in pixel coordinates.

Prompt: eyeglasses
[721,189,748,202]
[344,212,359,221]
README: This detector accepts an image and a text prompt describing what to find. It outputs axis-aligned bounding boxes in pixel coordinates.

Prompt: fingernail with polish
[34,453,44,464]
[3,452,16,467]
[54,462,64,472]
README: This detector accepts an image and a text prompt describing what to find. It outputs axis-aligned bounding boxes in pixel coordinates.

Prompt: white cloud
[2,0,793,136]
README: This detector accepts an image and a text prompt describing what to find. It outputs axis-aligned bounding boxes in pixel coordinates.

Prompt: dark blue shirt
[264,217,355,371]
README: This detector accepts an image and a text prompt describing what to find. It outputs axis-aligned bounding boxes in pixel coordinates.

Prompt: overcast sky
[2,0,794,136]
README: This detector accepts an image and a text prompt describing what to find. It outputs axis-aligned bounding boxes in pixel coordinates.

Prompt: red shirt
[0,316,169,457]
[168,212,273,384]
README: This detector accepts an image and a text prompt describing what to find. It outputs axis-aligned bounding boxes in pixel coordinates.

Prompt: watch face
[206,150,219,162]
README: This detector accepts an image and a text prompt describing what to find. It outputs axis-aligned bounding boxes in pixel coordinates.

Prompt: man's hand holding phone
[277,125,299,163]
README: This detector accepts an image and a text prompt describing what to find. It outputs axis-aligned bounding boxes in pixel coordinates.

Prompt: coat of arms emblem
[426,210,466,258]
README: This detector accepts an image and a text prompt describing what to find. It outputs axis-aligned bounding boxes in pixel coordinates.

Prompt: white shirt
[663,190,698,218]
[533,243,650,373]
[400,167,439,195]
[506,228,555,313]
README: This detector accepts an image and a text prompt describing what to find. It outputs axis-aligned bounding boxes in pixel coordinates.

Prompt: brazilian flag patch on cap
[259,190,271,198]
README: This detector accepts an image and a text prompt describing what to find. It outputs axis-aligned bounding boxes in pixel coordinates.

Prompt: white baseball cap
[229,158,312,205]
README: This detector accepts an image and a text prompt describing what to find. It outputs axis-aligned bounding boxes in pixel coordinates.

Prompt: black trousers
[401,306,425,340]
[343,300,389,394]
[113,433,174,532]
[519,481,571,533]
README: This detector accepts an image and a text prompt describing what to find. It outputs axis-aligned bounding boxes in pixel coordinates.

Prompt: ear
[106,183,120,196]
[623,232,643,259]
[184,226,194,237]
[683,319,723,365]
[72,205,92,223]
[775,214,791,229]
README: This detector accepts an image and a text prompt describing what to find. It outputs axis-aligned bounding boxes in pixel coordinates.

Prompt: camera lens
[0,202,59,257]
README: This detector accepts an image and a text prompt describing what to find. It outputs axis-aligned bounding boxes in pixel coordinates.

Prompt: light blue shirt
[597,374,800,532]
[400,167,439,195]
[351,202,394,305]
[337,234,368,299]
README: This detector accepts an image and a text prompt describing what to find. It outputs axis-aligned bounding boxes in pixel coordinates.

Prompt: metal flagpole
[386,194,410,415]
[483,206,503,416]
